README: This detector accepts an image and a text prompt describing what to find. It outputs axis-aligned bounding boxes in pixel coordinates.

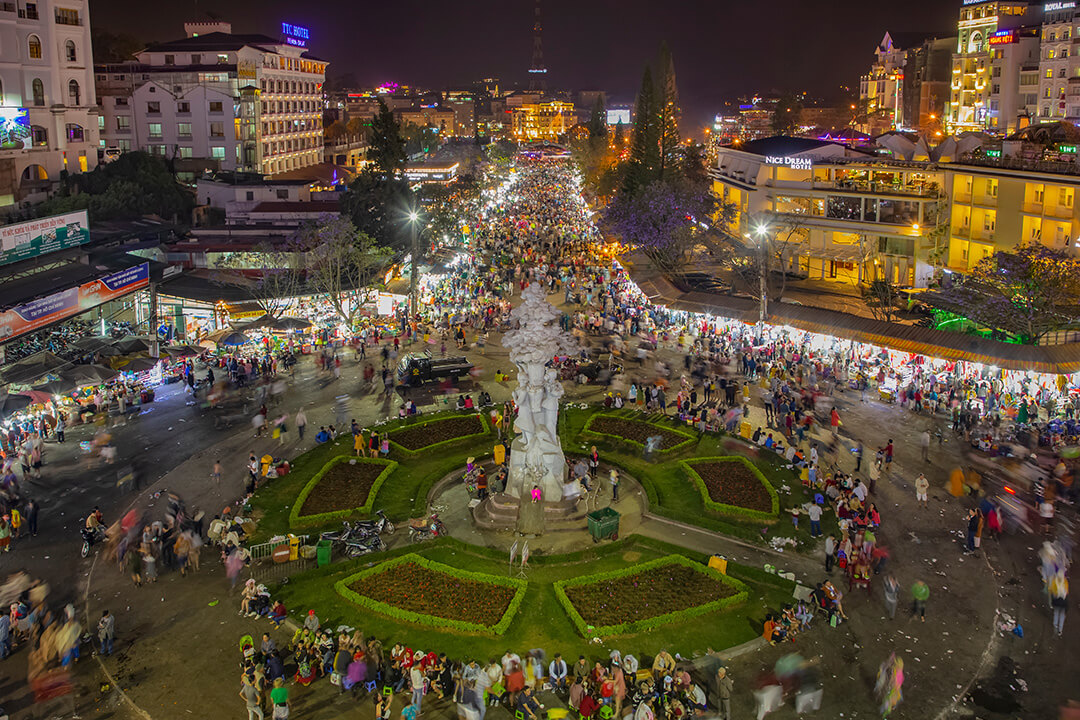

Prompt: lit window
[210,146,225,159]
[28,34,41,60]
[177,122,192,136]
[148,123,162,137]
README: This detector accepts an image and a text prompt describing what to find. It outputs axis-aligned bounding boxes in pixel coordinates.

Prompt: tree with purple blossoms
[603,176,720,275]
[937,242,1080,343]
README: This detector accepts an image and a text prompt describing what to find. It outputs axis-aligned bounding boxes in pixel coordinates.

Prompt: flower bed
[388,413,488,453]
[583,414,695,453]
[289,457,397,528]
[334,554,527,635]
[554,555,748,636]
[682,457,779,522]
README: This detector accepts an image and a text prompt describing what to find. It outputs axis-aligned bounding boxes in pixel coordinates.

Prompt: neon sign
[765,156,813,170]
[281,22,309,48]
[1045,1,1076,10]
[989,30,1016,45]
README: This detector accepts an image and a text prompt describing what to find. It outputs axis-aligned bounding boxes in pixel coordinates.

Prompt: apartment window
[210,146,225,159]
[54,7,78,24]
[67,79,80,105]
[97,115,103,130]
[992,84,1000,94]
[276,189,289,199]
[177,101,190,113]
[65,39,76,62]
[1035,185,1045,203]
[115,97,128,106]
[115,115,130,130]
[1061,188,1074,207]
[23,2,36,19]
[30,125,46,146]
[191,54,200,64]
[1047,68,1055,78]
[66,123,83,141]
[217,53,228,64]
[1061,69,1068,78]
[178,146,193,158]
[1046,88,1052,98]
[31,78,43,106]
[988,179,998,197]
[209,121,224,137]
[164,54,174,65]
[246,191,255,201]
[27,34,41,59]
[984,214,996,231]
[177,122,192,136]
[209,100,223,113]
[148,122,162,138]
[116,139,131,151]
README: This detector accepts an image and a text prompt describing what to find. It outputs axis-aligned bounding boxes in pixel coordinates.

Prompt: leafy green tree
[338,170,414,252]
[587,96,607,140]
[368,99,407,176]
[91,29,143,63]
[771,94,802,136]
[36,151,193,224]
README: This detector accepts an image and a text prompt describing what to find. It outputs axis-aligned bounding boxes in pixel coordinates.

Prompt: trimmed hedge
[681,456,780,523]
[289,456,398,529]
[334,553,527,635]
[582,412,697,455]
[553,554,749,637]
[387,412,491,455]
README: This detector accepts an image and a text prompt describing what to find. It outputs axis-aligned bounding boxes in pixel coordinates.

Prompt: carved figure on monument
[502,282,576,504]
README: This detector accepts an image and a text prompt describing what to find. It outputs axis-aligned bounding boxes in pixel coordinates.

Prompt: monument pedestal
[472,492,590,534]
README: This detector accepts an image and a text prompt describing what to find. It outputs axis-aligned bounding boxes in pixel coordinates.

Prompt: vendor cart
[586,507,620,543]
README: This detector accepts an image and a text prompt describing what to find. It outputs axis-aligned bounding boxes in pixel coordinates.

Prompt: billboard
[0,262,149,343]
[607,109,631,125]
[0,107,30,150]
[0,210,90,267]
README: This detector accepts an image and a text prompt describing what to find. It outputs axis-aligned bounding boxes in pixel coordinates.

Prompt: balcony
[54,12,81,25]
[1049,204,1075,218]
[1022,201,1044,214]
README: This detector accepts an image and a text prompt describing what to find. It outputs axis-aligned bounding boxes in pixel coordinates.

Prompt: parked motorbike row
[316,509,448,557]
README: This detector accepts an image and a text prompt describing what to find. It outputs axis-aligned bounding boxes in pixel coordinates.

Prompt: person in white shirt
[807,503,823,537]
[548,654,568,692]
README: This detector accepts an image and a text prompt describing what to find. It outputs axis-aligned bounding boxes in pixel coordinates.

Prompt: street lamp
[754,224,770,324]
[407,209,421,318]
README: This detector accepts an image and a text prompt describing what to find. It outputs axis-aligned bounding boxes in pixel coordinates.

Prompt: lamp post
[408,209,420,318]
[753,223,770,324]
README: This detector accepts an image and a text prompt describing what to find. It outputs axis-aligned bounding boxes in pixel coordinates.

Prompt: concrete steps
[471,491,593,532]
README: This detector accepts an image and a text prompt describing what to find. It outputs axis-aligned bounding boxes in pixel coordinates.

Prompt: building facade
[0,0,99,208]
[711,138,945,287]
[510,100,573,141]
[948,0,1031,132]
[96,22,326,179]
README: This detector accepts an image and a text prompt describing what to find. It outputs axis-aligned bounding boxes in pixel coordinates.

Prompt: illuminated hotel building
[948,0,1030,132]
[711,138,945,287]
[510,100,573,141]
[1037,1,1080,121]
[860,33,908,130]
[0,0,99,207]
[97,22,327,179]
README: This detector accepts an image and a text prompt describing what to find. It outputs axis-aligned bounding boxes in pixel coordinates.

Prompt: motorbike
[408,513,447,543]
[81,525,105,558]
[350,508,395,536]
[343,534,385,557]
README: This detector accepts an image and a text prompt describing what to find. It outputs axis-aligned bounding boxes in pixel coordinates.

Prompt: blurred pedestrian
[911,581,929,622]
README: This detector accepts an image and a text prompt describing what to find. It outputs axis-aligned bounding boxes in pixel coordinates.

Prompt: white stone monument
[502,282,575,506]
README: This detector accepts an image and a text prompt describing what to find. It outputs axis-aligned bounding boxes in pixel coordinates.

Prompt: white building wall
[0,0,99,207]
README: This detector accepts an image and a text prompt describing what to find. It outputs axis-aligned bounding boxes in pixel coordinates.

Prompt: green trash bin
[316,539,333,567]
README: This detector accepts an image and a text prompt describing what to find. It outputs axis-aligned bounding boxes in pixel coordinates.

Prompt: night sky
[90,0,959,130]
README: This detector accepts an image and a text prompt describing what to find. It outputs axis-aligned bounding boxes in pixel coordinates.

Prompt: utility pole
[409,211,420,318]
[758,244,767,325]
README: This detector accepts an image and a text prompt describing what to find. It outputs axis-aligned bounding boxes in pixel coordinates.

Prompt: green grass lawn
[560,408,840,550]
[246,411,497,543]
[247,405,838,548]
[273,536,795,662]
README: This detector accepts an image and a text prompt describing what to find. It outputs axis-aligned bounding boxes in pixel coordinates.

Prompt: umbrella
[61,364,120,386]
[17,389,53,405]
[163,344,201,358]
[0,351,68,385]
[217,332,251,347]
[111,336,151,354]
[271,317,312,331]
[32,378,77,395]
[71,336,113,351]
[0,393,32,416]
[117,357,159,373]
[234,315,273,331]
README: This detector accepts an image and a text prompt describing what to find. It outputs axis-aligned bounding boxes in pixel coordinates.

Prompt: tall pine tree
[368,98,407,177]
[622,66,660,196]
[655,42,681,181]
